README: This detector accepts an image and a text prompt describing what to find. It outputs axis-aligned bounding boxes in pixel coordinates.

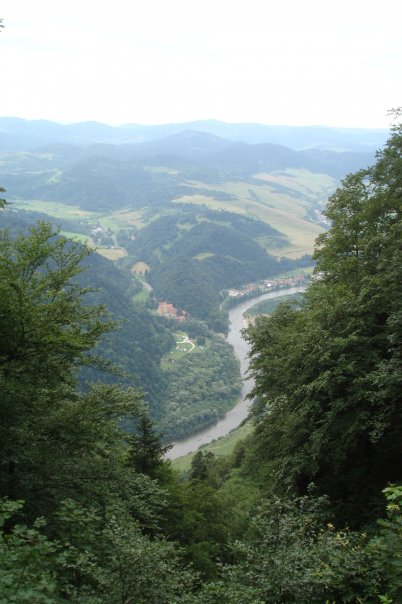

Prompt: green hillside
[126,208,311,330]
[1,129,375,259]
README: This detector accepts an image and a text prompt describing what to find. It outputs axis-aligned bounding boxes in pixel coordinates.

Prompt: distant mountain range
[0,117,388,152]
[0,128,376,212]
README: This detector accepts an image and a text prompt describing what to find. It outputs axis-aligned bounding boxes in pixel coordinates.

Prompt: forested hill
[124,207,311,331]
[77,252,173,417]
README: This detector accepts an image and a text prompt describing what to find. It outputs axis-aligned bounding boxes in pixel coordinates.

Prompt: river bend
[166,285,306,459]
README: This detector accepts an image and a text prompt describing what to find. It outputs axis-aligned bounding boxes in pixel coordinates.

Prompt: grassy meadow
[173,170,328,257]
[160,331,200,370]
[171,422,253,474]
[96,247,127,260]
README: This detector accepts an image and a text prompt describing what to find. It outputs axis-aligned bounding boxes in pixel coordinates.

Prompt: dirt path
[176,333,195,351]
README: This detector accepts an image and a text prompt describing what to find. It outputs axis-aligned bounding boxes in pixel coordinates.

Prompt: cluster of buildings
[157,274,310,321]
[227,273,309,299]
[90,224,115,247]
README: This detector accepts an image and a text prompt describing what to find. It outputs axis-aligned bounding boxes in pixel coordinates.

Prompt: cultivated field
[11,165,332,259]
[96,247,127,260]
[173,170,329,257]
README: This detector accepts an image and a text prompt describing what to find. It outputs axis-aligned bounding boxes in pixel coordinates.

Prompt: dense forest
[0,117,401,603]
[160,336,242,440]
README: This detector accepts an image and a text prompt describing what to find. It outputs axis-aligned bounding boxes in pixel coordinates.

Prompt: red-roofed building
[157,301,177,317]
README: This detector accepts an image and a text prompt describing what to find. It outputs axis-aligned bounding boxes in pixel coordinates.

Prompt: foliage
[0,222,111,379]
[0,224,167,523]
[0,220,199,600]
[195,486,402,604]
[244,118,402,524]
[0,499,59,603]
[127,412,171,476]
[0,497,196,603]
[367,485,402,601]
[190,451,215,481]
[0,211,175,416]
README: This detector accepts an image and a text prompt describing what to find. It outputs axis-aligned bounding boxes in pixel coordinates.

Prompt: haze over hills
[0,116,388,152]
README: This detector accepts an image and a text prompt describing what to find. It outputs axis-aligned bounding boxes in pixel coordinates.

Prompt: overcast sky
[0,0,400,128]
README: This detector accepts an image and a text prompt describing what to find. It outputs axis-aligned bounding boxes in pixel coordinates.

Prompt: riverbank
[166,284,307,460]
[171,422,253,474]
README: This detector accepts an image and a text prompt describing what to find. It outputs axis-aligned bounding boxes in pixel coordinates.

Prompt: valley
[1,117,400,602]
[0,120,380,446]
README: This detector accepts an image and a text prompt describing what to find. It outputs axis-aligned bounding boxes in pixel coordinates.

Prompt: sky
[0,0,401,128]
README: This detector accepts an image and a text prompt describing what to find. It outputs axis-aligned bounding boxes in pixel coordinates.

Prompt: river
[166,285,306,460]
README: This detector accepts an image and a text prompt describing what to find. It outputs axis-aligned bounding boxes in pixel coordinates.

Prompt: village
[156,272,311,322]
[226,271,310,300]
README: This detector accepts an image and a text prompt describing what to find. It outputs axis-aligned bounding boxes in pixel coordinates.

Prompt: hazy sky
[1,0,400,128]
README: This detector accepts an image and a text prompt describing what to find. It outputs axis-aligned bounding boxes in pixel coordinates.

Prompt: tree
[127,411,170,476]
[196,335,206,346]
[0,222,112,380]
[0,187,7,208]
[244,116,402,525]
[190,451,215,481]
[190,487,402,604]
[0,221,197,599]
[0,224,157,521]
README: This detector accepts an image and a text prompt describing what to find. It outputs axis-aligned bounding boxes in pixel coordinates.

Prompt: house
[157,301,177,317]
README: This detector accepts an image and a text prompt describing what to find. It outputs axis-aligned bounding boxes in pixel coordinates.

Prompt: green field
[132,287,150,304]
[12,199,144,235]
[173,173,327,257]
[255,168,335,200]
[60,231,93,244]
[161,332,199,369]
[170,422,253,474]
[96,247,127,260]
[12,199,96,219]
[193,252,215,260]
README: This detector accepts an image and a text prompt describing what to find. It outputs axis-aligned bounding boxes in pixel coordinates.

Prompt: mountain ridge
[0,116,388,152]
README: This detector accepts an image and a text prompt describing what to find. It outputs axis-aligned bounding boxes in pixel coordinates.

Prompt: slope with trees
[131,208,311,331]
[243,113,402,525]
